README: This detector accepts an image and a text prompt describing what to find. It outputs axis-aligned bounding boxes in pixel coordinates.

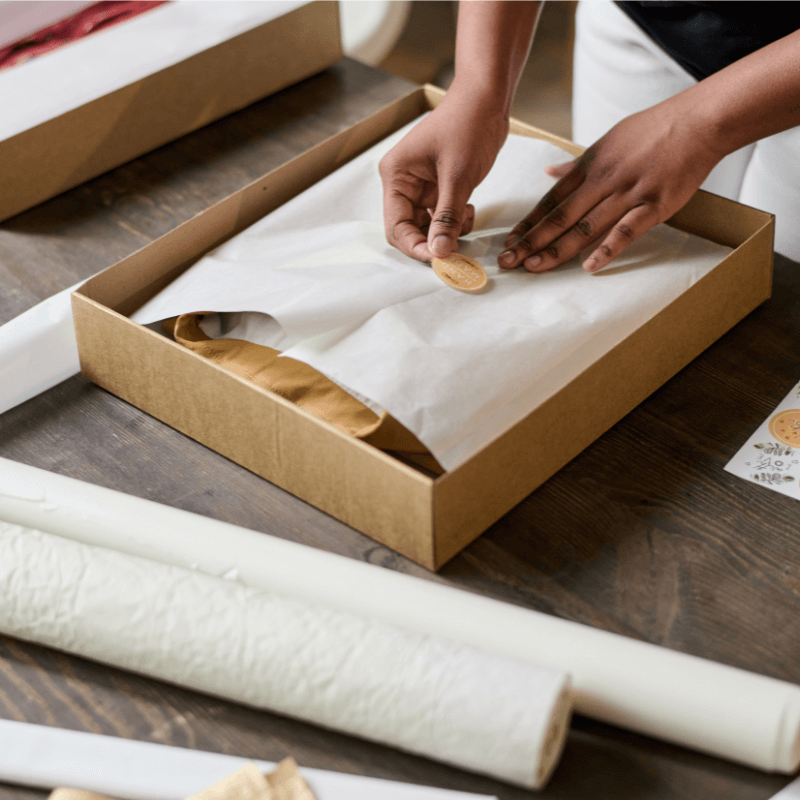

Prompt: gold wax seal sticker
[769,409,800,448]
[431,253,488,293]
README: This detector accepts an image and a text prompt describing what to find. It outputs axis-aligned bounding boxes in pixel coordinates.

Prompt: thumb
[427,171,473,259]
[544,160,575,180]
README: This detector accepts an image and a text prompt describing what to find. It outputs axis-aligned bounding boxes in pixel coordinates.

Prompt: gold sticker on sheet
[432,253,488,293]
[769,409,800,448]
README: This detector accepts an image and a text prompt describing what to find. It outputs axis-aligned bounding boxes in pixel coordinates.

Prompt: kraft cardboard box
[0,1,342,223]
[72,85,774,571]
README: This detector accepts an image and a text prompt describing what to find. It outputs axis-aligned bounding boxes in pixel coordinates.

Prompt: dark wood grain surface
[1,56,798,800]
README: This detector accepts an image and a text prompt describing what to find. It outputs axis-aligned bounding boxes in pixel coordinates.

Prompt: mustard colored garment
[166,314,435,460]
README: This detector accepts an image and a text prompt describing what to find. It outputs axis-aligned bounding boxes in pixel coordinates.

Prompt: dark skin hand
[381,2,800,274]
[498,97,723,273]
[379,1,541,262]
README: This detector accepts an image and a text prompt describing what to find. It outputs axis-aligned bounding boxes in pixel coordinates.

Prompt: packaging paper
[132,118,733,470]
[0,520,571,790]
[0,281,82,416]
[0,720,497,800]
[1,456,798,773]
[0,1,308,141]
[725,378,800,500]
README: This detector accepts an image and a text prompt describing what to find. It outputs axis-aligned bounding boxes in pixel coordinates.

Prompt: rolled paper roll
[1,456,800,773]
[0,282,82,416]
[0,521,571,790]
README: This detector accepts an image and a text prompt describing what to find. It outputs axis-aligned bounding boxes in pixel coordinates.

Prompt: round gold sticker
[769,409,800,448]
[431,253,488,293]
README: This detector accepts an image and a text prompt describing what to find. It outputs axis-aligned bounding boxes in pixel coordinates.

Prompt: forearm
[451,0,542,116]
[680,29,800,157]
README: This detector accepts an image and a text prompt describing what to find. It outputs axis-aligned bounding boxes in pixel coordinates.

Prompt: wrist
[447,73,512,121]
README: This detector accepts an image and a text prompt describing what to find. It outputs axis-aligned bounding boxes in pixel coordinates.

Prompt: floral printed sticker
[725,384,800,499]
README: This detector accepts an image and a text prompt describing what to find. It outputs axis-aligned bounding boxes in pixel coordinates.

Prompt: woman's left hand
[497,97,725,274]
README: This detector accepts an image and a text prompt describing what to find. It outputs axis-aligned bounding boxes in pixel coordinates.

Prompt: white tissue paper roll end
[778,695,800,773]
[0,522,571,789]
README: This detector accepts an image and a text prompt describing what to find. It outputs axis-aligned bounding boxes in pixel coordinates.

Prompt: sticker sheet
[725,380,800,498]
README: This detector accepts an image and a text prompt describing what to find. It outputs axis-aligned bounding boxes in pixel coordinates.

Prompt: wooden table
[1,56,798,800]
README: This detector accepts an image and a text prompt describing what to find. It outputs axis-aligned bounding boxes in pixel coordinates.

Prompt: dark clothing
[617,2,799,80]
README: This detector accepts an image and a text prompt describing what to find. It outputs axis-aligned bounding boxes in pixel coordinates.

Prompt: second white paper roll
[1,456,799,774]
[0,521,570,790]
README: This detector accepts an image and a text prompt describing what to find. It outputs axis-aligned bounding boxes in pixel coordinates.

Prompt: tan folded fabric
[166,315,438,463]
[48,760,315,800]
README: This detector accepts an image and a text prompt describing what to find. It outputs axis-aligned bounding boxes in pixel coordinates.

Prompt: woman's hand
[498,96,725,274]
[380,1,542,262]
[379,85,509,262]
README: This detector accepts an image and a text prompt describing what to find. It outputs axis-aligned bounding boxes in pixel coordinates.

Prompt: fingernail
[524,255,542,271]
[584,257,600,272]
[431,235,450,257]
[498,249,516,268]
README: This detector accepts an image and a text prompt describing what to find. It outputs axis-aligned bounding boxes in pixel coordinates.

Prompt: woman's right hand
[379,84,509,262]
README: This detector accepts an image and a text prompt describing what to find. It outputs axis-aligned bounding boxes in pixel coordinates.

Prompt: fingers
[383,186,434,262]
[582,202,661,272]
[427,171,476,258]
[461,203,476,236]
[501,162,585,251]
[512,197,615,273]
[544,160,575,180]
[506,198,661,275]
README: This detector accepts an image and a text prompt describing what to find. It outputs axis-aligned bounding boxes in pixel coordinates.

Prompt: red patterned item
[0,1,167,71]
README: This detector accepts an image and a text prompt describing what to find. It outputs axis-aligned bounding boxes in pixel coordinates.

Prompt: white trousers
[572,0,800,260]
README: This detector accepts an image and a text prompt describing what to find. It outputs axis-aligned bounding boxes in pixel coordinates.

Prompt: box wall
[0,2,342,222]
[73,295,437,568]
[432,214,773,567]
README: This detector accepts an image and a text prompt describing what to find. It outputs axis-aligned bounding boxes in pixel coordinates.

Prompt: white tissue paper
[132,117,732,470]
[0,720,497,800]
[0,520,571,789]
[2,456,799,774]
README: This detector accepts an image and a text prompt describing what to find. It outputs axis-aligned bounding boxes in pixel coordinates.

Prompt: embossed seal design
[431,253,488,293]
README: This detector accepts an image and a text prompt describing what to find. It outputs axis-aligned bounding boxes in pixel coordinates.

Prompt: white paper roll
[0,282,82,416]
[0,720,496,800]
[0,521,571,790]
[1,456,799,773]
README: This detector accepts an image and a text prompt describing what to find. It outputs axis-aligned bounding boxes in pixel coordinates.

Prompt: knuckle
[598,244,613,258]
[433,207,461,228]
[574,218,593,238]
[515,237,534,253]
[615,222,635,240]
[546,206,569,229]
[544,245,559,260]
[540,193,559,214]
